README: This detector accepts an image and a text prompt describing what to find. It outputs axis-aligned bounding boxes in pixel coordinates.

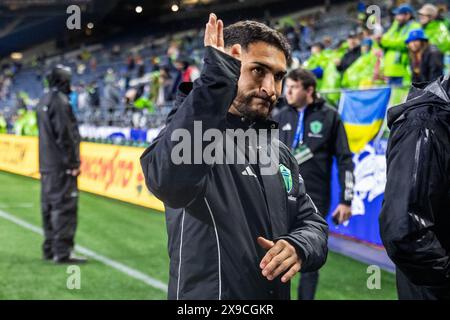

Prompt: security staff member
[36,65,86,264]
[273,68,354,300]
[141,14,328,300]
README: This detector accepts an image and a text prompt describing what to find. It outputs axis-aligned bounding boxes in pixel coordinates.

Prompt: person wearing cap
[406,29,444,83]
[436,1,450,30]
[341,37,385,88]
[381,3,421,86]
[418,3,450,54]
[303,42,342,106]
[36,65,87,264]
[336,31,361,73]
[303,42,327,81]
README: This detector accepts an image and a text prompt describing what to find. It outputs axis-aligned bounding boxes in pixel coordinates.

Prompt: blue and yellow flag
[338,88,390,153]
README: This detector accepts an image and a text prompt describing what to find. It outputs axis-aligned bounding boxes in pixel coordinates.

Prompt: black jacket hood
[387,75,450,129]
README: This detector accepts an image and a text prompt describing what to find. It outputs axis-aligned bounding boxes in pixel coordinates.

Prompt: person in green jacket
[418,4,450,53]
[13,109,38,136]
[418,3,450,74]
[341,38,385,89]
[303,42,329,88]
[381,4,421,86]
[437,2,450,30]
[303,42,341,106]
[0,113,7,134]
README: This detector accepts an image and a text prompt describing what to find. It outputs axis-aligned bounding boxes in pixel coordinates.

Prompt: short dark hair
[223,20,292,64]
[311,42,324,50]
[286,68,317,95]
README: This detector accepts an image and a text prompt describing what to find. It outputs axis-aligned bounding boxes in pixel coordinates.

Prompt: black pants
[396,268,450,300]
[298,270,319,300]
[297,203,328,300]
[40,170,78,260]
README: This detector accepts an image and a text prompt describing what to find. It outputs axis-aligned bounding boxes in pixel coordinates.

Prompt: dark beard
[232,92,275,121]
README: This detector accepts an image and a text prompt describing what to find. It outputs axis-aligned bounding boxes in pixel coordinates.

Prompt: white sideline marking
[0,209,168,293]
[0,203,34,209]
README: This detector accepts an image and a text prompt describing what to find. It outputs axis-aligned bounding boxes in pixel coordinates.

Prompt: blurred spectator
[0,112,6,133]
[69,86,79,116]
[89,56,97,72]
[322,36,333,50]
[406,29,443,83]
[437,1,450,30]
[418,4,450,54]
[77,83,90,112]
[381,3,421,86]
[87,81,100,108]
[137,57,146,78]
[156,67,172,106]
[341,37,384,88]
[112,44,121,57]
[176,57,200,83]
[285,26,301,52]
[103,70,121,112]
[127,54,136,72]
[303,42,327,80]
[336,31,361,73]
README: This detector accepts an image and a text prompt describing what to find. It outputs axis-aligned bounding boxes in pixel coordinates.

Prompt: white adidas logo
[282,123,292,131]
[241,166,257,178]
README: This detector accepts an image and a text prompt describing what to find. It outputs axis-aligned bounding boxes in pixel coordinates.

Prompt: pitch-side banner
[0,134,164,212]
[0,134,40,178]
[78,142,164,211]
[327,88,391,246]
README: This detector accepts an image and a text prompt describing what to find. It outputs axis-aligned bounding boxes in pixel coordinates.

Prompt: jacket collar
[287,97,326,113]
[226,112,278,130]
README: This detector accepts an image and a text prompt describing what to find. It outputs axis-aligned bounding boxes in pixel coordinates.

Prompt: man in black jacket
[140,14,328,300]
[406,29,444,84]
[273,69,354,300]
[336,31,361,73]
[380,76,450,300]
[36,65,86,264]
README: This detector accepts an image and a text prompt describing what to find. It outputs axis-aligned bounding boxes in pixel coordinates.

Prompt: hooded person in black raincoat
[36,65,86,264]
[380,75,450,299]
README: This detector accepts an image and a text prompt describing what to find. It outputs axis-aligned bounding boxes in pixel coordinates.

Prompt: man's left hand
[332,204,352,224]
[257,237,302,283]
[70,168,81,177]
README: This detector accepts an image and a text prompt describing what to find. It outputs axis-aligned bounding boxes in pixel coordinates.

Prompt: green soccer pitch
[0,171,397,300]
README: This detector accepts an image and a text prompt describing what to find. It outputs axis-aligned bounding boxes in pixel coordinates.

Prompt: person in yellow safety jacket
[418,3,450,74]
[0,113,7,133]
[13,109,38,136]
[303,42,329,88]
[341,38,385,89]
[381,4,421,86]
[303,42,342,106]
[418,4,450,53]
[437,2,450,30]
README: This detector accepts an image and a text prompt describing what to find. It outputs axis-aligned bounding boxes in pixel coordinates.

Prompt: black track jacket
[140,47,328,300]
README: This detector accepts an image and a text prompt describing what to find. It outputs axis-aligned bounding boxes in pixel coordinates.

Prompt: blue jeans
[387,77,403,87]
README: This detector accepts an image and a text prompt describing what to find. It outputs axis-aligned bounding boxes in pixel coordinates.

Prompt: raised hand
[204,13,241,59]
[204,13,224,52]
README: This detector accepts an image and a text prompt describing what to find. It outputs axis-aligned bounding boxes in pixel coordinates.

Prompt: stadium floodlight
[10,52,23,60]
[135,6,143,13]
[171,4,179,12]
